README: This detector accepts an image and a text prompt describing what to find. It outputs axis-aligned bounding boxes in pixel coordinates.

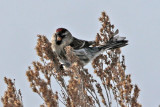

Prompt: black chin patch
[56,41,62,45]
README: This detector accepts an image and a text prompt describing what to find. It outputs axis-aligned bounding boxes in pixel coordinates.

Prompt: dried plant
[92,12,141,107]
[1,77,23,107]
[1,11,141,107]
[25,12,141,107]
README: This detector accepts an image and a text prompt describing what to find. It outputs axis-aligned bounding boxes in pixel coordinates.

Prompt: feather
[70,37,95,49]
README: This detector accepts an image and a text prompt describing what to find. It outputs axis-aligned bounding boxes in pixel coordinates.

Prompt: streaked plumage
[51,28,128,68]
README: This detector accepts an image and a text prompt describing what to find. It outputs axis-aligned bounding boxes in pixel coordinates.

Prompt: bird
[51,28,128,69]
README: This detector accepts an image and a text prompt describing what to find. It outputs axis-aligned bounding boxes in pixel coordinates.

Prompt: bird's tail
[98,36,128,50]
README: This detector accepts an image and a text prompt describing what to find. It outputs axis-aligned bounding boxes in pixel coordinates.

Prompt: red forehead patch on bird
[56,28,64,32]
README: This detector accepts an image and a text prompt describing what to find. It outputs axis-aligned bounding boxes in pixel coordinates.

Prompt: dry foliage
[1,77,23,107]
[1,12,141,107]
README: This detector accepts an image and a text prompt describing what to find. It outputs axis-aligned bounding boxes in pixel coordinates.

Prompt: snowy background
[0,0,160,107]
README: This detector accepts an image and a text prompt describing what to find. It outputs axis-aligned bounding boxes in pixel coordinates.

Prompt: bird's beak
[57,36,62,41]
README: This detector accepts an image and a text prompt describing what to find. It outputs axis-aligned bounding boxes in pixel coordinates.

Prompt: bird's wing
[70,37,95,49]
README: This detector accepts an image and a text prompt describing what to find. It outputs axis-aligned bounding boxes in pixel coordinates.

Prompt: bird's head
[52,28,73,47]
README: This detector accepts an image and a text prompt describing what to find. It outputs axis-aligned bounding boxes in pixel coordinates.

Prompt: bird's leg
[60,64,64,70]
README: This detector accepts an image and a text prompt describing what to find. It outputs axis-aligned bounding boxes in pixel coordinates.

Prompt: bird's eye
[62,34,66,37]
